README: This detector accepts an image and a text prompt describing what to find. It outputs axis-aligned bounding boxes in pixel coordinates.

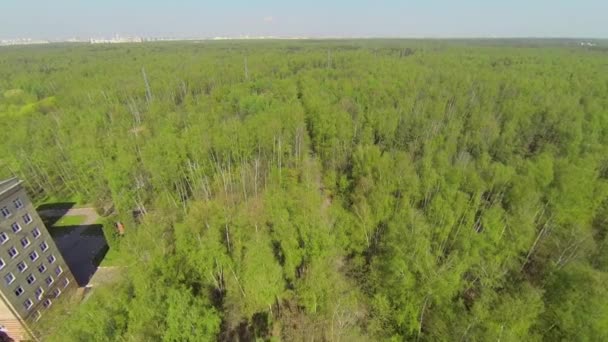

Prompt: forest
[0,39,607,341]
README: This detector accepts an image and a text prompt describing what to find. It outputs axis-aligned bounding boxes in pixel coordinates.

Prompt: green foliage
[50,214,88,227]
[2,40,607,341]
[539,263,608,341]
[163,288,222,342]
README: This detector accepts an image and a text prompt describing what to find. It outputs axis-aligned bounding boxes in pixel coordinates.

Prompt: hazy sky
[1,0,607,39]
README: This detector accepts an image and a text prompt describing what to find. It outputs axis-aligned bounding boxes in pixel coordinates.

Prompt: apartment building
[0,178,76,341]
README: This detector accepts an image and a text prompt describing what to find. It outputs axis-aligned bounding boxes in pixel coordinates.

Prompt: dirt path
[38,207,100,225]
[88,266,124,287]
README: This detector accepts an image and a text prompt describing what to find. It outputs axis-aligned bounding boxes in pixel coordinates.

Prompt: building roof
[0,178,22,199]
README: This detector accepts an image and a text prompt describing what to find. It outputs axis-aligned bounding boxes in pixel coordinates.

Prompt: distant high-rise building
[0,178,76,341]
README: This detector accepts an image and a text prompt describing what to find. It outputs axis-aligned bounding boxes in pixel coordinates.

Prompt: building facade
[0,178,76,341]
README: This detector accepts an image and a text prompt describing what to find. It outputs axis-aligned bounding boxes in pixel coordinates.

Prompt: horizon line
[1,36,607,42]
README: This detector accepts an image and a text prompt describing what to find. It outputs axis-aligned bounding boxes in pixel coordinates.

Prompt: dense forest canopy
[1,39,608,341]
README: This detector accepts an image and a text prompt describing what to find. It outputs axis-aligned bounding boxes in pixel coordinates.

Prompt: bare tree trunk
[417,296,429,342]
[142,67,153,104]
[180,80,188,100]
[241,162,248,200]
[278,136,282,183]
[244,57,249,80]
[521,218,552,272]
[228,263,246,297]
[128,97,141,124]
[211,153,228,198]
[556,235,589,269]
[254,157,259,197]
[227,157,234,200]
[225,223,232,254]
[353,208,370,248]
[203,175,211,201]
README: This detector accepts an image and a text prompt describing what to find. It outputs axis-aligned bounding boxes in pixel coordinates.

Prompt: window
[13,198,23,209]
[34,311,41,322]
[14,286,24,297]
[17,261,28,273]
[34,287,44,301]
[26,274,36,285]
[23,299,33,310]
[0,258,5,270]
[47,255,56,264]
[29,251,39,262]
[45,276,53,286]
[42,299,52,309]
[62,278,70,288]
[40,241,49,252]
[54,266,63,276]
[23,213,32,224]
[20,237,30,248]
[32,227,41,239]
[11,222,21,233]
[53,288,61,298]
[37,264,46,273]
[1,206,10,218]
[8,246,18,259]
[0,233,8,244]
[4,272,15,285]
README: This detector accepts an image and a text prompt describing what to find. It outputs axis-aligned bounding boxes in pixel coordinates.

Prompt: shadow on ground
[36,202,76,227]
[49,224,109,286]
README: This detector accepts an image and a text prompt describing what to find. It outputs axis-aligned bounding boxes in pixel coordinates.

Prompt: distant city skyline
[1,0,607,40]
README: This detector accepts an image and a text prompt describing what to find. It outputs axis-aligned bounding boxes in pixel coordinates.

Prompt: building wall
[0,181,76,329]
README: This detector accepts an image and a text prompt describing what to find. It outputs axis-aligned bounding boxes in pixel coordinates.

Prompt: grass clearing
[99,248,122,267]
[51,215,88,227]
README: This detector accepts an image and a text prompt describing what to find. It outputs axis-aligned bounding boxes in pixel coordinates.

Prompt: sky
[1,0,607,40]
